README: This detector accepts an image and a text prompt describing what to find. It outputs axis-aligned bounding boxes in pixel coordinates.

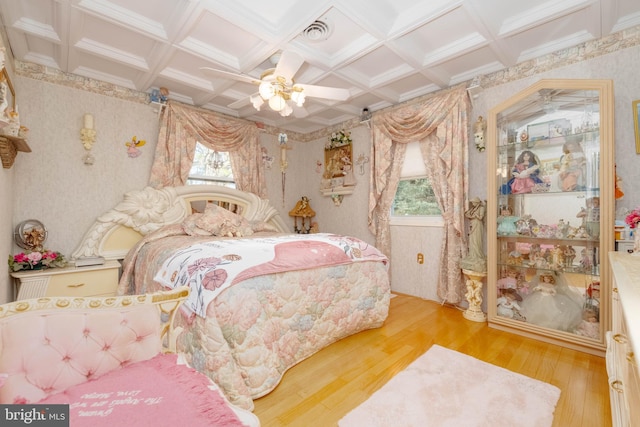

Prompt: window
[187,143,235,188]
[392,178,440,215]
[391,142,442,226]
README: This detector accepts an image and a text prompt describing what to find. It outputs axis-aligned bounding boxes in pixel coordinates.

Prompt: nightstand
[615,239,634,254]
[11,260,121,300]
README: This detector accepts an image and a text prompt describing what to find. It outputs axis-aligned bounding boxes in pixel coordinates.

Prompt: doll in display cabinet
[496,268,519,292]
[507,150,544,194]
[584,196,600,239]
[579,247,596,272]
[528,244,548,269]
[497,268,530,297]
[520,272,583,332]
[557,138,587,191]
[574,306,600,339]
[563,245,576,268]
[584,281,600,308]
[496,288,526,321]
[497,206,518,236]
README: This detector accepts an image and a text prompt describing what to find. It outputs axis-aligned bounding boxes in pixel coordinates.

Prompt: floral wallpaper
[1,25,639,304]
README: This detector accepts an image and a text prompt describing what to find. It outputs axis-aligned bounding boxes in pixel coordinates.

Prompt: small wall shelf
[150,101,167,118]
[0,134,31,168]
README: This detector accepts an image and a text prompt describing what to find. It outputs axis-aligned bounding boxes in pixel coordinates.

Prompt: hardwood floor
[252,293,611,427]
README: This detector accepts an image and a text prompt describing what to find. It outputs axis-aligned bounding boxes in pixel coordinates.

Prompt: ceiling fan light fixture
[280,103,293,117]
[250,94,264,110]
[269,93,286,111]
[291,88,305,107]
[259,81,275,100]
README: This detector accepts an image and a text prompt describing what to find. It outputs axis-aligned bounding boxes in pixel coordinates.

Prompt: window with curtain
[187,142,235,188]
[391,141,442,226]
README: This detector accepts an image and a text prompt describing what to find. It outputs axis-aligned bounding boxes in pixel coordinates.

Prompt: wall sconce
[80,113,96,150]
[355,153,369,175]
[80,113,96,165]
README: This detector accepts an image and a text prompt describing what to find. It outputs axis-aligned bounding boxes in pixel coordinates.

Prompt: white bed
[72,185,391,411]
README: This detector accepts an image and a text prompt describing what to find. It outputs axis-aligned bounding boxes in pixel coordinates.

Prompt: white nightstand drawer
[45,267,119,297]
[12,260,121,300]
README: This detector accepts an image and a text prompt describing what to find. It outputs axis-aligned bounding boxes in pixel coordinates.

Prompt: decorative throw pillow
[196,203,254,237]
[181,213,213,236]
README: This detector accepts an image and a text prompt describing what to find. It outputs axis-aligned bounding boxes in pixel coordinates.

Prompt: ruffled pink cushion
[39,354,246,427]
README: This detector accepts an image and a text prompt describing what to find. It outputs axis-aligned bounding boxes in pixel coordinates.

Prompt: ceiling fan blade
[274,51,304,82]
[228,97,251,109]
[200,67,261,85]
[296,83,350,101]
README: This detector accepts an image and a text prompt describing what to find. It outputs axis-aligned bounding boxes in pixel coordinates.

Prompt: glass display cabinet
[486,79,614,355]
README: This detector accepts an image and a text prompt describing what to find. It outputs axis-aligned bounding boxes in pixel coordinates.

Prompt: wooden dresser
[607,252,640,427]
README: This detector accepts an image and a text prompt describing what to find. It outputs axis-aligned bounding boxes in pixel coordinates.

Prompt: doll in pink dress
[508,150,543,194]
[520,272,583,332]
[497,268,519,291]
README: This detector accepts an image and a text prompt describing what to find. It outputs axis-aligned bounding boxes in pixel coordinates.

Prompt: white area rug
[338,344,561,427]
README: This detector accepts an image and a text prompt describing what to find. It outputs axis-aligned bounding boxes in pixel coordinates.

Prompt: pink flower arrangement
[8,250,67,272]
[625,208,640,229]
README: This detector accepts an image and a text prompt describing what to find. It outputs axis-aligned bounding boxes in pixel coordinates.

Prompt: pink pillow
[196,203,254,237]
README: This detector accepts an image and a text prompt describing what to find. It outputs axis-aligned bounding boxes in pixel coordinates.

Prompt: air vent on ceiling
[302,20,331,42]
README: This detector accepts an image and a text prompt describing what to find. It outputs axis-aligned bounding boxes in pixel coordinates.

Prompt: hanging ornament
[278,133,289,205]
[125,136,146,158]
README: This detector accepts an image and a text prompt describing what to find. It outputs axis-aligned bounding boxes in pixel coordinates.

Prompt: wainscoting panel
[390,225,443,301]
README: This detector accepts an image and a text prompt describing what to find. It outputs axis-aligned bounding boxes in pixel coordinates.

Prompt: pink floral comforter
[154,233,387,317]
[119,227,391,410]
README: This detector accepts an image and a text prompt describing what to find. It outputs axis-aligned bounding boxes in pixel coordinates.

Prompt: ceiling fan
[200,50,350,117]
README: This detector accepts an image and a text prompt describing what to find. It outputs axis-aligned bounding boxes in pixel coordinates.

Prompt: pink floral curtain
[149,101,266,198]
[368,85,470,304]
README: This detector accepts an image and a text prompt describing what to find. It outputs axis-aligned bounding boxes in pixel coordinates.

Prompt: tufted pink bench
[0,288,260,426]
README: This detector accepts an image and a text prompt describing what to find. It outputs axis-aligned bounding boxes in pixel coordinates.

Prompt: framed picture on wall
[633,99,640,154]
[324,141,353,179]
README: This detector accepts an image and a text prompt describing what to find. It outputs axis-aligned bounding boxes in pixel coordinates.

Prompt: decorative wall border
[13,25,640,143]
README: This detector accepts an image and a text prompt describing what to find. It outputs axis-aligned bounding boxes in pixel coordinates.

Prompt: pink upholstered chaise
[0,288,260,426]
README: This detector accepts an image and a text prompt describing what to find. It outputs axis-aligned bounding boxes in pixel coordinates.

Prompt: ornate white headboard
[71,185,290,261]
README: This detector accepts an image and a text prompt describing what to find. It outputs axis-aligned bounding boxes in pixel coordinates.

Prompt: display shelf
[486,79,614,355]
[0,134,30,168]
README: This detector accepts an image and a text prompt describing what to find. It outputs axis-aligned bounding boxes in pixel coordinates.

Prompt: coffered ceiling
[0,0,638,134]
